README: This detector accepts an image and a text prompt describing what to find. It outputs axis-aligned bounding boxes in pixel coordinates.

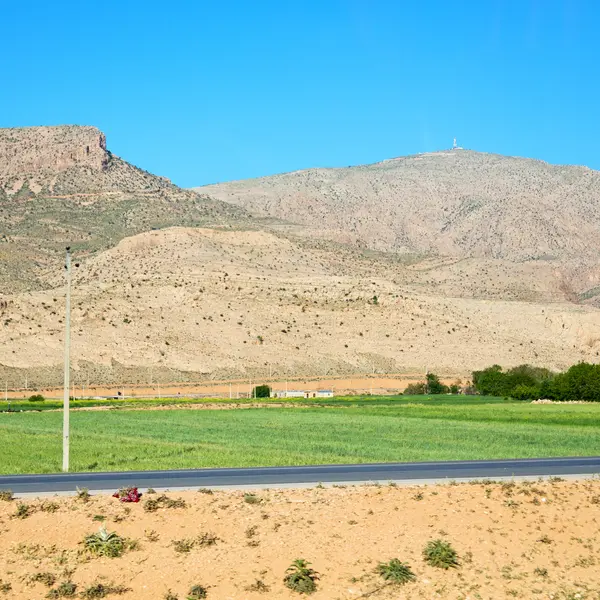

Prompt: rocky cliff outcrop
[0,125,108,177]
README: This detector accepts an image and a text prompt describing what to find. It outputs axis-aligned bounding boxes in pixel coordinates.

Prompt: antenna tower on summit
[452,137,463,150]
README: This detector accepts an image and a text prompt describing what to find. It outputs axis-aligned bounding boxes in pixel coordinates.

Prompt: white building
[271,390,306,398]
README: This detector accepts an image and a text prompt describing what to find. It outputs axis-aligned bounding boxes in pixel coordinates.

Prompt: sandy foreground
[1,480,599,599]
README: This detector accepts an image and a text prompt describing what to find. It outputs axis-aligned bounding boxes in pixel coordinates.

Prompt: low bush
[376,558,416,584]
[28,394,45,402]
[46,581,77,598]
[83,526,134,558]
[284,559,319,594]
[14,502,32,519]
[245,579,270,592]
[76,487,91,502]
[30,572,56,587]
[144,494,187,512]
[0,489,13,501]
[423,539,460,569]
[80,582,130,598]
[187,584,208,599]
[403,382,425,395]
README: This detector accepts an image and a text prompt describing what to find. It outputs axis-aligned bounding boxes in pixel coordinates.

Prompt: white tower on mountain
[452,138,463,150]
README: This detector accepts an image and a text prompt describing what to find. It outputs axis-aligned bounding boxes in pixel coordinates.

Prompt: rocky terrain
[197,150,600,302]
[1,226,599,388]
[2,126,600,388]
[0,126,252,294]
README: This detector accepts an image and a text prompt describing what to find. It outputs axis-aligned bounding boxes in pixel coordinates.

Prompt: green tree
[511,384,540,401]
[552,362,600,402]
[426,373,449,395]
[403,382,425,395]
[252,384,271,398]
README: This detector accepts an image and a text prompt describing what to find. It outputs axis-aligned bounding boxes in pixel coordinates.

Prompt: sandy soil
[1,480,599,599]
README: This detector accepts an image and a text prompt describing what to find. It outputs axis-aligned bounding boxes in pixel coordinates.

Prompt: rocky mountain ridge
[196,149,600,263]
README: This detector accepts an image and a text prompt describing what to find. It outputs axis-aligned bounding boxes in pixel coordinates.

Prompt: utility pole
[63,247,72,473]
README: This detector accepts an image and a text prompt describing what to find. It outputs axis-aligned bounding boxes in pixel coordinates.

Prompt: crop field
[1,396,599,474]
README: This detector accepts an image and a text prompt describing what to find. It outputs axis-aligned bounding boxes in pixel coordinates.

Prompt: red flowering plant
[112,487,142,502]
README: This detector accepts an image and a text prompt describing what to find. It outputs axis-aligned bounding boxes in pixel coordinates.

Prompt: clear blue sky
[1,0,599,187]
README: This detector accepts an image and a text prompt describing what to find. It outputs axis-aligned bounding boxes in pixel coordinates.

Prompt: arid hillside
[196,150,600,264]
[2,128,600,387]
[0,126,251,294]
[1,227,599,388]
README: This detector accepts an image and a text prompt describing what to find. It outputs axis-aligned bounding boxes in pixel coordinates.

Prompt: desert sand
[1,479,599,599]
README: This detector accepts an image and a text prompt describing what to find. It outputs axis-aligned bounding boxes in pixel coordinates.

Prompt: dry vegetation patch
[0,480,599,598]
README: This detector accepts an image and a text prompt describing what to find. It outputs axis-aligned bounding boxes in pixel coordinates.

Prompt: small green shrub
[403,382,425,395]
[0,489,13,501]
[83,526,132,558]
[376,558,416,585]
[144,494,186,512]
[46,581,77,598]
[423,539,460,569]
[0,580,12,593]
[244,493,261,504]
[76,487,90,502]
[172,538,196,553]
[245,579,270,592]
[80,582,130,598]
[28,394,45,402]
[187,584,208,599]
[284,559,319,594]
[14,502,32,519]
[39,501,59,513]
[164,591,178,600]
[30,572,56,587]
[197,488,213,495]
[145,529,160,542]
[197,532,219,546]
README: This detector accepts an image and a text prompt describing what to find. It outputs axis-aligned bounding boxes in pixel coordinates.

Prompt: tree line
[404,362,600,402]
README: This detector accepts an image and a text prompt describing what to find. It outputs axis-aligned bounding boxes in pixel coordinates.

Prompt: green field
[0,396,599,474]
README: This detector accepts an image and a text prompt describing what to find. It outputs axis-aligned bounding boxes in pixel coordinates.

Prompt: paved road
[1,457,599,494]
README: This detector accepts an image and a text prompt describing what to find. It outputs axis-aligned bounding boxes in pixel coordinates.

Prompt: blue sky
[1,0,599,186]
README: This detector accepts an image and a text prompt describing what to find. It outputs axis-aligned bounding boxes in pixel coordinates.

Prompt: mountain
[195,149,600,263]
[3,226,599,389]
[0,125,251,293]
[2,131,600,388]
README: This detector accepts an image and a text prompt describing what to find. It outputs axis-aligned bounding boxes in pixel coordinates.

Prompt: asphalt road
[1,456,599,495]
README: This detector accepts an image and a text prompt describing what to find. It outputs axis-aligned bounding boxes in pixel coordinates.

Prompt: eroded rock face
[0,125,108,176]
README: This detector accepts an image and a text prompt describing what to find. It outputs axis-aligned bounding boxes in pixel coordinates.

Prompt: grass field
[0,396,599,474]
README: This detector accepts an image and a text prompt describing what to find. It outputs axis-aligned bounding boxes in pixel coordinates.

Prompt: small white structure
[272,390,306,398]
[452,137,463,150]
[270,389,334,399]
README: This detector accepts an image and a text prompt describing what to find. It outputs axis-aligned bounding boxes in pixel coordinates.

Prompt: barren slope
[196,150,600,263]
[0,126,251,293]
[1,227,599,388]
